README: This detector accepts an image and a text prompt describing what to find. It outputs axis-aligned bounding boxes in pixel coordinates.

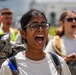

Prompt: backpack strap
[21,37,25,44]
[8,56,19,75]
[48,52,62,75]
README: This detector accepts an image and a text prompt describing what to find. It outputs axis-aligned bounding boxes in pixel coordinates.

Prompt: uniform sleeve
[0,60,12,75]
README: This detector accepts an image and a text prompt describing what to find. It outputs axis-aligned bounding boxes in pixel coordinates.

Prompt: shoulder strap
[49,52,62,75]
[8,56,19,75]
[21,37,25,44]
[9,56,17,70]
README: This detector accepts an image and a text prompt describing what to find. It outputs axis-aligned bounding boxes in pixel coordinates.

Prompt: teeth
[36,35,43,37]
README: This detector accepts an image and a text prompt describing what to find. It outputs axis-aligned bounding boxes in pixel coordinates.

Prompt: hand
[63,53,76,62]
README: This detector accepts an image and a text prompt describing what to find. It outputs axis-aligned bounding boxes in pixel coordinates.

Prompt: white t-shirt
[45,35,76,55]
[0,51,71,75]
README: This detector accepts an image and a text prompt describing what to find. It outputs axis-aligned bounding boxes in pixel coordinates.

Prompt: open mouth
[7,23,11,25]
[71,25,76,28]
[35,35,44,44]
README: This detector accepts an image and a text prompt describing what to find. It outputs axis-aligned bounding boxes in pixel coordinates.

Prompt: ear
[20,29,26,39]
[60,21,64,26]
[1,16,4,20]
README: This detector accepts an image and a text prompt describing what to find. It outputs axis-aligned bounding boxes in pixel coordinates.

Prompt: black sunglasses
[65,17,76,22]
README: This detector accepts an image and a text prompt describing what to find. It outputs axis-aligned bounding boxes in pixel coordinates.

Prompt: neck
[25,49,45,61]
[64,31,75,38]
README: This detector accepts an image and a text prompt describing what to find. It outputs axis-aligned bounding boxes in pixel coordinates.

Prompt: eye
[42,23,48,28]
[31,25,38,29]
[30,23,38,29]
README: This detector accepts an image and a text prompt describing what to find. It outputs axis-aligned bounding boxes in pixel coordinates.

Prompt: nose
[38,26,43,32]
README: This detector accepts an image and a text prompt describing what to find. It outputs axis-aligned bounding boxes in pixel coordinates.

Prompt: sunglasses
[65,17,76,22]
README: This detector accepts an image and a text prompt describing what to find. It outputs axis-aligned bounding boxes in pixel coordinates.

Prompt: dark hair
[2,8,13,15]
[20,9,47,30]
[57,10,76,37]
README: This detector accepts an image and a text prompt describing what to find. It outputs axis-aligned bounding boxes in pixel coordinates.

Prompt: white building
[31,0,76,25]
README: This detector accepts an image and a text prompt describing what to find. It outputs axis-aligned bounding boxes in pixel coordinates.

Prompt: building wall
[32,2,76,25]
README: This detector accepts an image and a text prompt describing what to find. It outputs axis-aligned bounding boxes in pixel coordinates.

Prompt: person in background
[0,8,18,41]
[45,10,76,75]
[0,9,71,75]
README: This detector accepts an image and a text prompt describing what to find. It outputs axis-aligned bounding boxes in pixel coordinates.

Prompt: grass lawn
[48,26,58,37]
